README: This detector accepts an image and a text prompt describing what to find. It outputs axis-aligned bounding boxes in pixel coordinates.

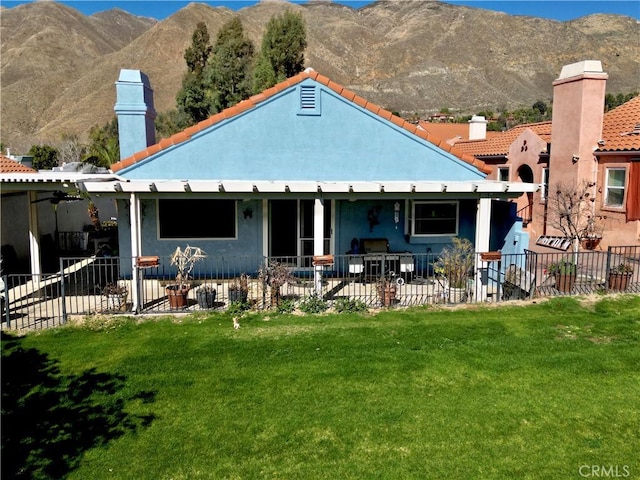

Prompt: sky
[3,0,640,21]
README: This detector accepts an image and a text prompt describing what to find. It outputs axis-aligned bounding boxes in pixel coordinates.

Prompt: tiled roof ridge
[453,120,553,158]
[0,155,37,173]
[111,70,490,175]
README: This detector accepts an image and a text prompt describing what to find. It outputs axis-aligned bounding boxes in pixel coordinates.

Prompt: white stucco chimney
[468,115,487,140]
[114,69,157,160]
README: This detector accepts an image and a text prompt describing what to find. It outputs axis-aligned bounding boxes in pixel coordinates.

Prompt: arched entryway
[517,165,534,225]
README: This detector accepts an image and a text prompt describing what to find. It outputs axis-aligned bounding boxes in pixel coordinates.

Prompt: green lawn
[2,296,639,480]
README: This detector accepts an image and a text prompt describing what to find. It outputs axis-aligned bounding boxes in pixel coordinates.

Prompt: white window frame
[604,167,626,208]
[540,167,549,201]
[411,201,459,237]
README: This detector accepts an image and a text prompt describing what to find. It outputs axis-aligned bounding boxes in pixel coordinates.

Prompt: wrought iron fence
[2,246,638,331]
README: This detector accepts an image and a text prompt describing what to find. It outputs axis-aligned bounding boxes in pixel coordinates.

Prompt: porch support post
[27,191,42,305]
[27,191,42,277]
[474,197,492,302]
[262,199,268,258]
[313,197,324,294]
[129,193,142,313]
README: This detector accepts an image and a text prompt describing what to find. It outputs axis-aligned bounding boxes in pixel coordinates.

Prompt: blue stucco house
[80,68,537,308]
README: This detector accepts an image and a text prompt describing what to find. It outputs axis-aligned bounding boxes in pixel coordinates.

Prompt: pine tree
[177,22,214,125]
[205,17,255,113]
[253,10,306,93]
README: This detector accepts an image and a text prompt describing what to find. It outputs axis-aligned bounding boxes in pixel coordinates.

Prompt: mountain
[1,0,639,152]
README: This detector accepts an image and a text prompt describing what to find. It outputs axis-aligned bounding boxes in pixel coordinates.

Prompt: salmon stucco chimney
[549,60,608,188]
[114,69,157,160]
[468,115,487,141]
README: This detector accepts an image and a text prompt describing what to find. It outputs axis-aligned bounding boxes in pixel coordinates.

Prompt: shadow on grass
[1,331,156,479]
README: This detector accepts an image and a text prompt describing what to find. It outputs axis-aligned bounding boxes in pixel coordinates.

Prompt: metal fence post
[605,246,613,292]
[59,257,67,325]
[2,274,10,328]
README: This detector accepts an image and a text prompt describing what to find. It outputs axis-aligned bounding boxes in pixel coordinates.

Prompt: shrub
[334,297,367,314]
[299,294,328,314]
[228,300,250,315]
[276,298,296,314]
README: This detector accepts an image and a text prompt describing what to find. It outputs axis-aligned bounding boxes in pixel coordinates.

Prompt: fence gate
[2,273,66,331]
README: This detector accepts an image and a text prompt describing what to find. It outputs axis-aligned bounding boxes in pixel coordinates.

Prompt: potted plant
[547,260,577,293]
[166,245,207,309]
[196,284,217,309]
[228,273,249,304]
[607,263,634,291]
[258,261,294,308]
[434,237,475,303]
[103,282,128,311]
[376,275,397,307]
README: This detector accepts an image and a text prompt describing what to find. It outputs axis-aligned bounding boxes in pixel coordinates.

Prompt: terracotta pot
[580,237,601,250]
[378,284,397,307]
[555,274,576,293]
[608,273,631,292]
[166,285,190,309]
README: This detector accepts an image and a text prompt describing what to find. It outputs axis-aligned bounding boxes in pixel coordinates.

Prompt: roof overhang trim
[77,179,540,195]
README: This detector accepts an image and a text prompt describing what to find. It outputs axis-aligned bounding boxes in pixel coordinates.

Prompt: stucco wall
[120,81,485,183]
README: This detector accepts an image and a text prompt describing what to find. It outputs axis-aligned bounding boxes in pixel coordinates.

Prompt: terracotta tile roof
[417,121,502,144]
[111,70,490,175]
[453,121,552,158]
[0,155,37,173]
[597,95,640,152]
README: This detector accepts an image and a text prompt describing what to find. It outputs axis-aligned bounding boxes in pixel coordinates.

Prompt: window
[158,199,236,239]
[541,167,549,200]
[498,167,509,182]
[605,168,626,207]
[412,201,458,236]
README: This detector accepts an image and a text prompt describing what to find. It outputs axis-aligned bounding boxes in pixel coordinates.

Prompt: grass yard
[2,295,639,480]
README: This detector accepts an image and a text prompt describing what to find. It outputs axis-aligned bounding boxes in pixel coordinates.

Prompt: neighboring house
[78,68,537,306]
[455,60,640,251]
[417,117,502,146]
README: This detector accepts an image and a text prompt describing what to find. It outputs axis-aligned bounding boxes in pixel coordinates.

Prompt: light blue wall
[117,198,264,277]
[118,79,485,182]
[335,199,477,256]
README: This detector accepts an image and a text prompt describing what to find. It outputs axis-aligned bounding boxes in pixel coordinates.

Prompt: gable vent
[301,85,316,109]
[298,85,321,116]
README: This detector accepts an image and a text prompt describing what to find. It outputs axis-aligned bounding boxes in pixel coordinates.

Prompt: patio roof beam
[72,179,541,195]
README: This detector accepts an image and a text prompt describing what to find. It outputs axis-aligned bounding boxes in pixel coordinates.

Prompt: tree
[252,54,277,94]
[28,144,59,170]
[205,17,255,113]
[155,110,189,141]
[58,133,87,165]
[253,9,306,93]
[183,21,212,77]
[547,180,606,253]
[605,91,638,111]
[532,100,548,116]
[86,117,119,167]
[177,22,214,125]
